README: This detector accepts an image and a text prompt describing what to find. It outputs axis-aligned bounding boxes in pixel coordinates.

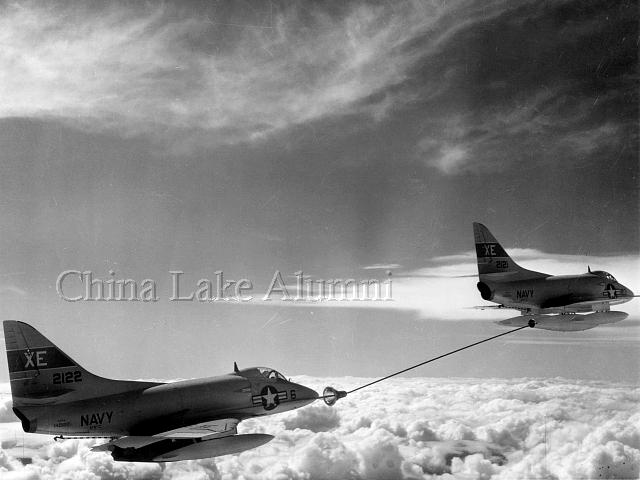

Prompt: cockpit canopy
[590,270,617,282]
[236,366,288,381]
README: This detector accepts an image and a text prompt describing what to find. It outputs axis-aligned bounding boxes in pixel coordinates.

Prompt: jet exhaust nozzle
[476,282,493,301]
[322,386,347,406]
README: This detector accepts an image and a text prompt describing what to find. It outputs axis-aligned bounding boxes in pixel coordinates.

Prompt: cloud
[0,286,27,297]
[418,90,629,175]
[0,0,453,147]
[426,145,470,175]
[414,1,637,175]
[1,0,633,170]
[283,405,340,433]
[362,264,402,271]
[289,433,359,480]
[5,0,608,154]
[0,396,15,424]
[1,376,638,479]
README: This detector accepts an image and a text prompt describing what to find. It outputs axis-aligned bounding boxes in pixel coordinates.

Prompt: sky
[0,0,638,386]
[0,1,638,478]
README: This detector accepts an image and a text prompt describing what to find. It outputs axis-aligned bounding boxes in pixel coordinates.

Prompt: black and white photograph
[0,1,638,479]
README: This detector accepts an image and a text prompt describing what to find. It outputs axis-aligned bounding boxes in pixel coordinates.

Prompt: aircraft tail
[473,223,547,281]
[3,321,159,429]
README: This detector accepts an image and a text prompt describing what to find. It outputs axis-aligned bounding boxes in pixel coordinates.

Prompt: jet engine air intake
[477,282,493,301]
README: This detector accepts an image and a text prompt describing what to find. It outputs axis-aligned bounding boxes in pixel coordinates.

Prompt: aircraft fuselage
[485,272,634,314]
[17,373,317,437]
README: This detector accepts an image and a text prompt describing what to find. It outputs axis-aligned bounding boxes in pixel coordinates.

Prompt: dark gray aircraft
[473,223,636,331]
[3,321,318,462]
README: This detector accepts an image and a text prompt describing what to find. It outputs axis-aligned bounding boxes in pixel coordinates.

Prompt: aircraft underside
[483,297,632,331]
[502,295,633,315]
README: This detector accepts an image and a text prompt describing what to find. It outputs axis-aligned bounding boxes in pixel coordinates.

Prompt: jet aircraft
[3,320,318,462]
[473,223,636,331]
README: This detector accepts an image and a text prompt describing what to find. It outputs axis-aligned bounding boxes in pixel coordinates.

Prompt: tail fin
[473,223,547,280]
[4,321,159,410]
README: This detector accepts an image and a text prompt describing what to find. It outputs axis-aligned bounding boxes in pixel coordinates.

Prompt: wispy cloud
[414,1,637,175]
[0,1,451,146]
[424,143,470,175]
[418,90,628,174]
[362,263,402,270]
[3,0,583,152]
[0,285,27,297]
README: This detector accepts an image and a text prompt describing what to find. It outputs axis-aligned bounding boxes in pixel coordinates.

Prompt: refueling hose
[322,320,535,406]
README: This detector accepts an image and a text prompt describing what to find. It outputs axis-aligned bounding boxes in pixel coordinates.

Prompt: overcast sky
[0,0,637,382]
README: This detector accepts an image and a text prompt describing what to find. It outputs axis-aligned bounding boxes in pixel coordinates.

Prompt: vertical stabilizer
[4,320,86,404]
[3,321,160,412]
[473,223,547,280]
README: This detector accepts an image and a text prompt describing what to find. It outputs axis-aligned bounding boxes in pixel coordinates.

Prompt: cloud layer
[1,377,638,479]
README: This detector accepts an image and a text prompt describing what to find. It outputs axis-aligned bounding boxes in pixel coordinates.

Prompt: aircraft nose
[293,383,319,405]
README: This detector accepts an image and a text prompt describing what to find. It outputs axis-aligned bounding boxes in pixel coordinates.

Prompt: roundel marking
[260,385,280,410]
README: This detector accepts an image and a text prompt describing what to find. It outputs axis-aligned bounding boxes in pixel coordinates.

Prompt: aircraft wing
[497,311,628,331]
[152,433,274,462]
[92,436,160,450]
[153,418,240,439]
[92,418,273,461]
[470,305,512,310]
[93,418,240,450]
